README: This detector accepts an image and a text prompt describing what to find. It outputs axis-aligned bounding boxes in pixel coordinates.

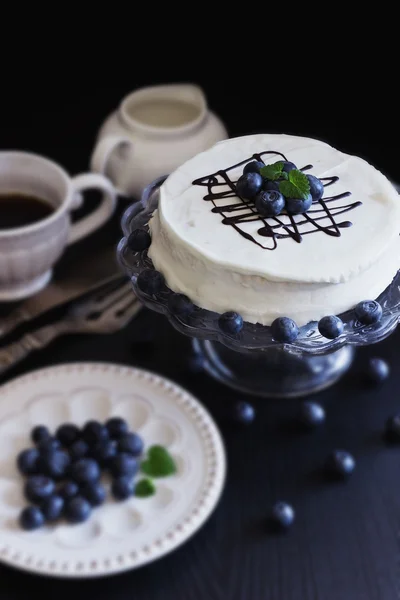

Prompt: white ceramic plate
[0,362,226,578]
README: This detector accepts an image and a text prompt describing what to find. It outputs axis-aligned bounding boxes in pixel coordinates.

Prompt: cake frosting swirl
[148,134,400,326]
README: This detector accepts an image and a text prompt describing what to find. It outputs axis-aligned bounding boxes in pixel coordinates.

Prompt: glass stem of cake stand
[192,339,355,398]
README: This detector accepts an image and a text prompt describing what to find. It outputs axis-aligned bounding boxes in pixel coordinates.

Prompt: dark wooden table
[0,79,399,600]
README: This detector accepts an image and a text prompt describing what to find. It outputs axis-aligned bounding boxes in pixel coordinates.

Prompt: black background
[0,77,400,599]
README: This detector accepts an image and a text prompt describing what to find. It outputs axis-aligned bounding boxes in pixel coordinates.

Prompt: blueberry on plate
[367,357,390,383]
[299,401,325,428]
[243,160,264,175]
[255,190,285,217]
[137,269,165,295]
[17,448,40,476]
[128,229,151,252]
[82,421,109,446]
[37,438,61,455]
[269,502,295,530]
[355,300,382,325]
[24,475,56,504]
[109,453,138,478]
[58,480,79,500]
[55,423,80,447]
[80,481,107,507]
[69,439,89,461]
[271,317,299,343]
[285,194,313,215]
[281,161,297,173]
[19,506,45,531]
[306,174,324,202]
[31,425,51,445]
[117,433,144,457]
[111,476,135,500]
[318,315,344,339]
[234,401,255,424]
[236,172,263,200]
[326,450,355,478]
[168,293,194,316]
[106,417,129,440]
[218,311,243,335]
[90,440,118,467]
[38,450,70,480]
[64,496,92,524]
[40,494,64,522]
[70,458,101,484]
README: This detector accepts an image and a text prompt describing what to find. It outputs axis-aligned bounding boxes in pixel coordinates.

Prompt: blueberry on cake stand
[118,175,399,398]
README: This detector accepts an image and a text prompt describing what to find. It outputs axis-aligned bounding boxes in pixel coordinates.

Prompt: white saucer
[0,362,226,578]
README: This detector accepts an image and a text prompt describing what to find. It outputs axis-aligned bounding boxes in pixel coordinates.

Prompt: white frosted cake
[148,134,400,326]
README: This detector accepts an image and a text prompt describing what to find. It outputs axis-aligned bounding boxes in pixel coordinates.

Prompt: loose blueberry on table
[234,401,255,424]
[269,502,295,530]
[299,401,325,428]
[16,419,176,530]
[326,450,355,478]
[367,357,390,383]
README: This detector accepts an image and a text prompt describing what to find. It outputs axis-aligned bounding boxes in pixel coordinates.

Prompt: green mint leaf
[135,478,156,498]
[279,180,300,198]
[260,161,284,181]
[279,169,310,199]
[140,445,177,478]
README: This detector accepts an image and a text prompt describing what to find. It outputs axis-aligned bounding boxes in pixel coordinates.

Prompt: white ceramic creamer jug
[89,83,228,199]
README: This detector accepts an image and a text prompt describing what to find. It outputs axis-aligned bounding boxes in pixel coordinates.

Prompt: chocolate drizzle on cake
[192,150,362,250]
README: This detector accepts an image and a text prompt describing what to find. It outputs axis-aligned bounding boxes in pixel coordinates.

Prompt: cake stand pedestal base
[193,339,355,398]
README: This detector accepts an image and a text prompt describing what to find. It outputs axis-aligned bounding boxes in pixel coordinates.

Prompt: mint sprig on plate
[279,169,310,200]
[135,478,156,497]
[140,445,177,478]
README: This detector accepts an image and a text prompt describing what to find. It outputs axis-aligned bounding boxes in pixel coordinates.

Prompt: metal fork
[0,279,141,375]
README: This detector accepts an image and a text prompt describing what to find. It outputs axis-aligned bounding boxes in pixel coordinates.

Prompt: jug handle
[90,135,133,193]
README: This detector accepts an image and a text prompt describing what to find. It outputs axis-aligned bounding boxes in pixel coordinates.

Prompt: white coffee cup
[0,151,117,301]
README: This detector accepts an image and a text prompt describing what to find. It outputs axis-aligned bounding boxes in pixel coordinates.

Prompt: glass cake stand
[117,176,400,398]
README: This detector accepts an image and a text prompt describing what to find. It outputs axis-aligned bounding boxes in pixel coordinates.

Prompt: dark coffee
[0,193,54,229]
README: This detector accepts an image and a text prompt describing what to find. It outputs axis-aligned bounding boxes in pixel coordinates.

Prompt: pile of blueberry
[236,159,324,217]
[17,417,151,531]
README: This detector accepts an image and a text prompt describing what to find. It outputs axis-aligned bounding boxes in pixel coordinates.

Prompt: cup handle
[67,172,117,245]
[90,135,132,189]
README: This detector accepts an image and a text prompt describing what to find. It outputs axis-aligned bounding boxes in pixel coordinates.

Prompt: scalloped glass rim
[117,176,400,356]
